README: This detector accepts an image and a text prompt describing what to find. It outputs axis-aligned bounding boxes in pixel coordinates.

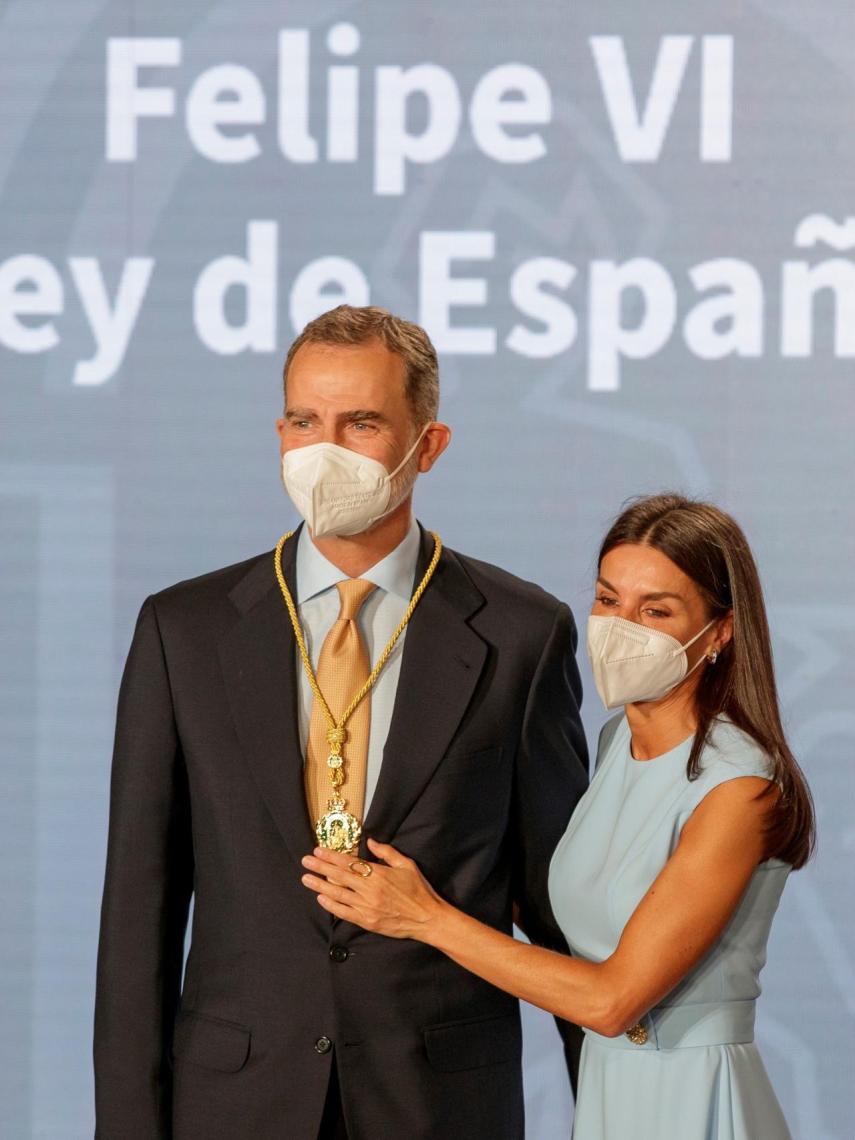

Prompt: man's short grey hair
[283,305,440,426]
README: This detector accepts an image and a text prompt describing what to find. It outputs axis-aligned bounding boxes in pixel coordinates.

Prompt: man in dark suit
[94,305,588,1139]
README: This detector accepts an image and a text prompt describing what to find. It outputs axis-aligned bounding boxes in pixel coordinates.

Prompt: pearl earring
[708,649,719,664]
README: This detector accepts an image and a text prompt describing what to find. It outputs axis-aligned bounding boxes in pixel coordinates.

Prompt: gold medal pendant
[315,748,363,852]
[316,796,362,853]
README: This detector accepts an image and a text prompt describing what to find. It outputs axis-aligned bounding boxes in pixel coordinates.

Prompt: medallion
[316,799,363,853]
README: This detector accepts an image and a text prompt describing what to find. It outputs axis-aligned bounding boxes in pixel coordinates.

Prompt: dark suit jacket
[94,525,588,1139]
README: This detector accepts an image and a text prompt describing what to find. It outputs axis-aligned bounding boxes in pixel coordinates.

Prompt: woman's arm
[302,775,776,1036]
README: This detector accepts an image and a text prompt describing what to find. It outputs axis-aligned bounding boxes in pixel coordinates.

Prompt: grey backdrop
[1,2,854,1137]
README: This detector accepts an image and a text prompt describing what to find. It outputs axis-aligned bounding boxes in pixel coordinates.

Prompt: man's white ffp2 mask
[280,427,428,539]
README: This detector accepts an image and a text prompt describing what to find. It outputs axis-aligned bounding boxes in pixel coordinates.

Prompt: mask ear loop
[679,617,717,652]
[386,422,431,480]
[674,617,718,680]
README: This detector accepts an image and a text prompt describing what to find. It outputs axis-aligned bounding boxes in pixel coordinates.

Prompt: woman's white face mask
[586,614,716,710]
[280,425,428,538]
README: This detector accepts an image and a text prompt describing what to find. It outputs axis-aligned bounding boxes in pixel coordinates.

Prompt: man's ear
[418,423,452,473]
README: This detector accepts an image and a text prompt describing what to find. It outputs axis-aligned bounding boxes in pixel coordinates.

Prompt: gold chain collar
[274,529,442,850]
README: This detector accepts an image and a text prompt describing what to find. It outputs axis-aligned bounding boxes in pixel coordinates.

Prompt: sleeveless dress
[548,715,792,1139]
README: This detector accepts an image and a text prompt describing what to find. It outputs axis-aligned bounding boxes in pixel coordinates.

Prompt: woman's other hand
[301,837,447,941]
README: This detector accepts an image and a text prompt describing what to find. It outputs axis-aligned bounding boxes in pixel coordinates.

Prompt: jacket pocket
[172,1009,251,1073]
[423,1012,521,1072]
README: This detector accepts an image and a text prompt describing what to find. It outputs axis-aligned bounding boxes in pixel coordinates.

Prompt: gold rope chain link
[274,530,443,745]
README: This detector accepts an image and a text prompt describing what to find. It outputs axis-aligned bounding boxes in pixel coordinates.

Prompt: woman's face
[592,542,730,668]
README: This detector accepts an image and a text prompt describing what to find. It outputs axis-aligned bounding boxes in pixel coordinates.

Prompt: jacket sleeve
[93,597,194,1139]
[511,600,589,1088]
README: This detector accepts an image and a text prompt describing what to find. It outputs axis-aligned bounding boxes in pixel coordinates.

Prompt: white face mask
[587,614,717,710]
[280,425,428,539]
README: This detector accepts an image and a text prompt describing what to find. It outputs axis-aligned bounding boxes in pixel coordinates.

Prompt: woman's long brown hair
[599,494,815,868]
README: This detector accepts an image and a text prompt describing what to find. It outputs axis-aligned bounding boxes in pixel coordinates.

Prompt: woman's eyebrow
[596,577,685,603]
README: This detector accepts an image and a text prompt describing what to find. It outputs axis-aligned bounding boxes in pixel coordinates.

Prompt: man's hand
[301,838,449,942]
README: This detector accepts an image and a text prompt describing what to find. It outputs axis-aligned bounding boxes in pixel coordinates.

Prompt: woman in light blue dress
[301,494,815,1139]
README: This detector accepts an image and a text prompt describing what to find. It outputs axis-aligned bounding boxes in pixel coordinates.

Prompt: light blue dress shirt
[294,520,421,816]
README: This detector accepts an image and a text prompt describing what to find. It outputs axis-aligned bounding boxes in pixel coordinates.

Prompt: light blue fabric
[294,519,420,813]
[548,715,793,1139]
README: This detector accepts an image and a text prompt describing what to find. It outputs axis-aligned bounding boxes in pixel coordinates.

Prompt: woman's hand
[301,837,448,941]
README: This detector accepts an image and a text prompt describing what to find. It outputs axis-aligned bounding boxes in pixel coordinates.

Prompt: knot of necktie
[336,578,377,621]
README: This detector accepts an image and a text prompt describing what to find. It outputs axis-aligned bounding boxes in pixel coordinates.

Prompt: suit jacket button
[314,1036,333,1054]
[329,945,349,963]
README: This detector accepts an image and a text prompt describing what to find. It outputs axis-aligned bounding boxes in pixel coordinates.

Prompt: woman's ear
[715,610,734,652]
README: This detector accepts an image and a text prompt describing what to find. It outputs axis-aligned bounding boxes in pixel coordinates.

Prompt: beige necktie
[305,578,377,828]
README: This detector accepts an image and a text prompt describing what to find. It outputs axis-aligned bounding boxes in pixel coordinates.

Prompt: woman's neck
[624,681,701,760]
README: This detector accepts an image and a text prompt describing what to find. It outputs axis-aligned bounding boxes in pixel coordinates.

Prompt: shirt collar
[295,519,421,604]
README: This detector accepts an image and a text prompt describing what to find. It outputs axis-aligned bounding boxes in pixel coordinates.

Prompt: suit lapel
[363,528,487,844]
[218,530,318,872]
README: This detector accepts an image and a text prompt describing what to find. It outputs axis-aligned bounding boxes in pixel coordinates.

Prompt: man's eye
[596,595,617,606]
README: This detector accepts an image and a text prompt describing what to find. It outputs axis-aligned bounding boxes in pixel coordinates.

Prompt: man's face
[276,339,417,471]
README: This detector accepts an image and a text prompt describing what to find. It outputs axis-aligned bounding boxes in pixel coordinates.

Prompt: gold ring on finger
[348,859,373,878]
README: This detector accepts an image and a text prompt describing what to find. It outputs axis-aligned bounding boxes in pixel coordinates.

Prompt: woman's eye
[644,608,669,619]
[596,595,617,606]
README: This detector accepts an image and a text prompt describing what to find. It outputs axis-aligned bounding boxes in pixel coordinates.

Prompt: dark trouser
[317,1059,349,1140]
